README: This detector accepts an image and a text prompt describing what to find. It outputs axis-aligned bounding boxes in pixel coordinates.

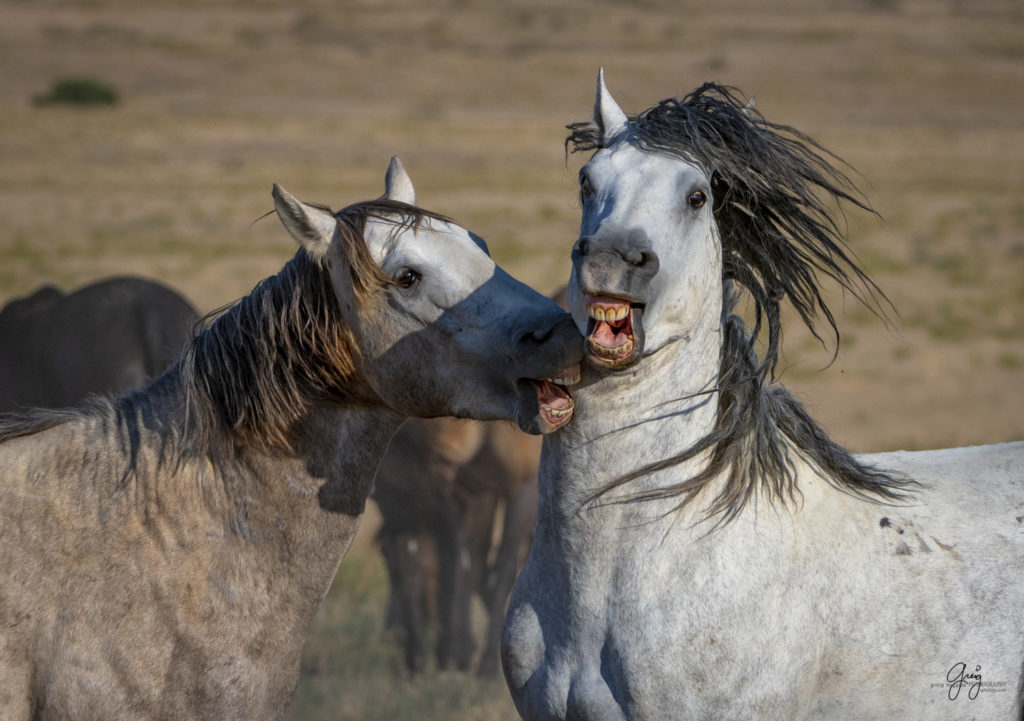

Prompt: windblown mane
[182,199,450,453]
[567,83,914,522]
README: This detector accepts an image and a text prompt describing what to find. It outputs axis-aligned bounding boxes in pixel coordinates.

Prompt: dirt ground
[1,0,1021,717]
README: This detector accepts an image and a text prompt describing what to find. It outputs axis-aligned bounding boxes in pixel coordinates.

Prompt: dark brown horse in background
[374,287,567,677]
[0,277,198,411]
[374,419,541,677]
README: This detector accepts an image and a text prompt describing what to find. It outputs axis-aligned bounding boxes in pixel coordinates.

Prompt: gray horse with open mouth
[0,157,581,721]
[502,71,1024,721]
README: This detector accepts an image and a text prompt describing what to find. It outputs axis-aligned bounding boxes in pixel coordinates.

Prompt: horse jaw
[385,155,416,205]
[356,199,581,434]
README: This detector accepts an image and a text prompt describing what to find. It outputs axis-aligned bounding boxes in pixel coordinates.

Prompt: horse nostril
[574,237,591,257]
[636,249,659,271]
[622,247,659,272]
[519,318,555,346]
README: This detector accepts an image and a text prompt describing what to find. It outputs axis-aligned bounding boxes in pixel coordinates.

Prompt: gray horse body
[0,277,198,411]
[502,74,1024,720]
[0,159,581,720]
[0,379,390,719]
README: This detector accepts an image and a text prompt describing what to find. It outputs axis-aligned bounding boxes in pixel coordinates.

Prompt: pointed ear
[384,155,416,205]
[595,68,629,143]
[272,184,337,261]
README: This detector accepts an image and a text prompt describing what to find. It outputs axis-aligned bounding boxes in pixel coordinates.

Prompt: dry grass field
[1,0,1022,718]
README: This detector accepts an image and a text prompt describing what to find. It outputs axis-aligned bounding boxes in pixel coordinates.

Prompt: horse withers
[0,157,581,721]
[502,72,1024,721]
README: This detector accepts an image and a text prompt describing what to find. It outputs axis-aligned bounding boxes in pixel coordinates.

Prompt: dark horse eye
[579,172,594,198]
[687,190,707,209]
[394,268,421,289]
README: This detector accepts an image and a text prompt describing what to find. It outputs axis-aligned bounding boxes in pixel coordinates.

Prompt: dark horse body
[374,418,540,676]
[0,159,581,721]
[0,277,198,411]
[374,288,566,677]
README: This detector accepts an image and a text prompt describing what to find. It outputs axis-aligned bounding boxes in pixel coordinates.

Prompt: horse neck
[117,366,403,598]
[541,300,723,522]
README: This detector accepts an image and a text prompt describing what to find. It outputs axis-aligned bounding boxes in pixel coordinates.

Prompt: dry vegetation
[1,0,1022,718]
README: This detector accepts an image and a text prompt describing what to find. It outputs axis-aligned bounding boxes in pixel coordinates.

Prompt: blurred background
[1,0,1021,718]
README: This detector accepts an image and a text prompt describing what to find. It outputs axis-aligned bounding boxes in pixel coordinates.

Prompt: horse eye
[687,190,707,209]
[579,172,594,198]
[394,268,421,289]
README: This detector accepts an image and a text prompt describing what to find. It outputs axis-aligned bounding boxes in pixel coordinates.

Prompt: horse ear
[272,184,337,261]
[595,68,629,143]
[385,155,416,205]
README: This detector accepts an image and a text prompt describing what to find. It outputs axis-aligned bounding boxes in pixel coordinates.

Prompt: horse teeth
[587,302,630,323]
[589,337,634,356]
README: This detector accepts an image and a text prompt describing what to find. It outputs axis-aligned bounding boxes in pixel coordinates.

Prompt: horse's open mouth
[530,364,579,431]
[584,295,644,369]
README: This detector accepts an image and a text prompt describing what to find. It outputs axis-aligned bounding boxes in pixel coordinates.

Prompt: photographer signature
[946,662,982,700]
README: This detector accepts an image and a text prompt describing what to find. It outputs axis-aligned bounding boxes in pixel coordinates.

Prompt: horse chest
[509,501,821,720]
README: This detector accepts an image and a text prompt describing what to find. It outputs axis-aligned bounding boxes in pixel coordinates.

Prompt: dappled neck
[539,314,724,522]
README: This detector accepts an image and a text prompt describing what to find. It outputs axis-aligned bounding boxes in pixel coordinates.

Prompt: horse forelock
[569,83,913,523]
[334,199,455,293]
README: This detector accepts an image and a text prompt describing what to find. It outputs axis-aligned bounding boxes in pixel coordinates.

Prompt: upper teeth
[588,303,629,322]
[544,369,581,386]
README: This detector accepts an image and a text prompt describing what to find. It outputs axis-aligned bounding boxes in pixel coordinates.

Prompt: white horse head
[274,157,581,434]
[568,69,723,370]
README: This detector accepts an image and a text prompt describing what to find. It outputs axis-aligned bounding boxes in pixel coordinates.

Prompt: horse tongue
[590,319,631,349]
[536,380,571,410]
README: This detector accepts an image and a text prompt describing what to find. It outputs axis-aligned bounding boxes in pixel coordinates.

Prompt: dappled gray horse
[0,157,581,721]
[502,72,1024,720]
[0,277,198,411]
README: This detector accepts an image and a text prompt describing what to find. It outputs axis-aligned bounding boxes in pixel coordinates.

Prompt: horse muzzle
[572,231,660,370]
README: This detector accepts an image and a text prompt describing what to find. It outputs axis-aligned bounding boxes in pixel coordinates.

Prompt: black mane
[568,83,914,522]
